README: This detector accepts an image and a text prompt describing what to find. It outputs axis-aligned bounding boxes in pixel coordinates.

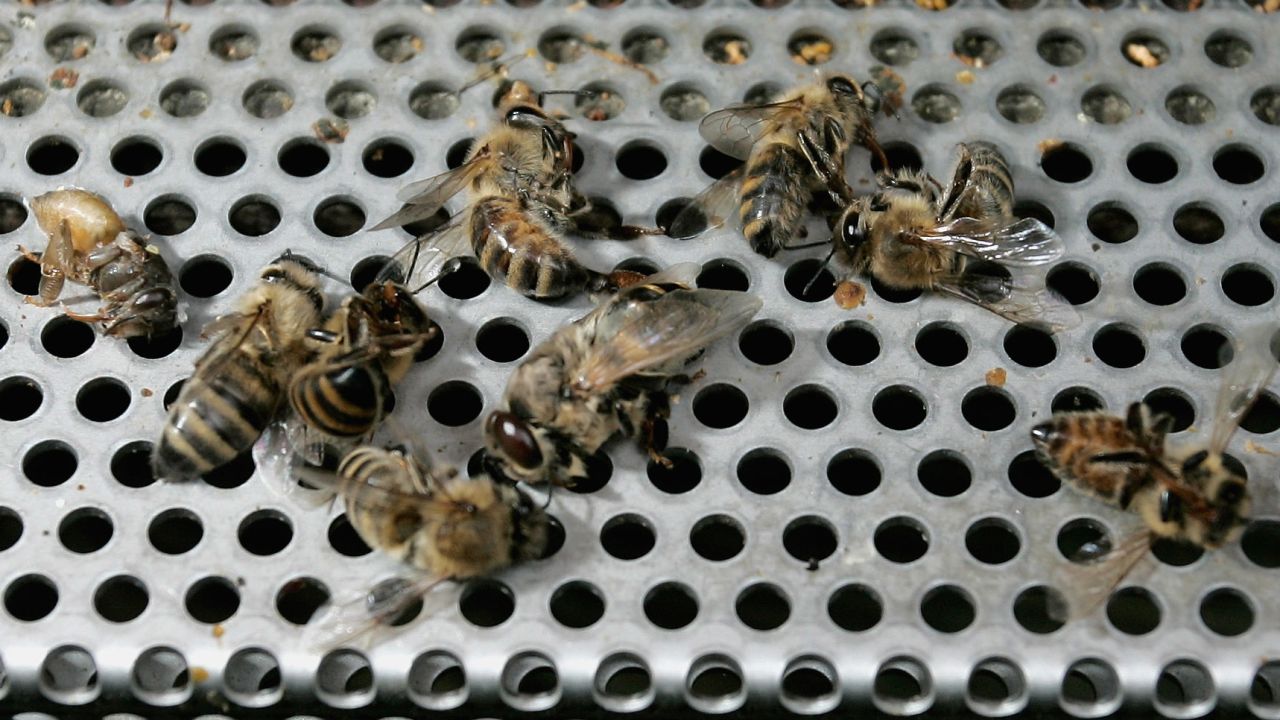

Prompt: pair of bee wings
[1048,523,1156,624]
[300,573,455,652]
[570,264,763,391]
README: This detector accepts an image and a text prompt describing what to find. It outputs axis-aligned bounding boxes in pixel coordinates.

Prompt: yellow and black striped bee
[373,81,655,300]
[152,253,325,481]
[669,74,886,257]
[485,264,762,485]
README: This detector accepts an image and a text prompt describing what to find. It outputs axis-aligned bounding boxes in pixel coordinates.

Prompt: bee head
[484,410,548,481]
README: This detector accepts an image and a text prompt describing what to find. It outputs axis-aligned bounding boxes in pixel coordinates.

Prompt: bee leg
[61,306,110,324]
[16,244,41,263]
[641,417,671,468]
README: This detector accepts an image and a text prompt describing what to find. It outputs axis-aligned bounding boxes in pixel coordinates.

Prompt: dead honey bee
[373,80,657,300]
[1031,329,1277,618]
[668,74,887,257]
[152,252,326,481]
[830,141,1076,331]
[484,264,762,485]
[17,188,178,338]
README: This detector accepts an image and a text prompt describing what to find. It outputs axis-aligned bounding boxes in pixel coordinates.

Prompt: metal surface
[1,0,1278,716]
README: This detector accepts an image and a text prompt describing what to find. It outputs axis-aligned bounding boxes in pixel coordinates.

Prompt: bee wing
[698,99,802,160]
[634,262,701,288]
[1210,326,1280,454]
[915,217,1065,266]
[252,419,340,508]
[368,161,486,232]
[572,289,763,391]
[300,574,450,652]
[666,167,744,240]
[374,216,472,292]
[935,265,1080,334]
[1048,527,1154,624]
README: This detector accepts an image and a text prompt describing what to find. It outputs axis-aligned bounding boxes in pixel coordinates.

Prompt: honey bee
[484,264,762,485]
[1031,329,1277,618]
[152,252,326,481]
[17,188,179,338]
[373,80,656,300]
[668,74,887,258]
[831,142,1077,331]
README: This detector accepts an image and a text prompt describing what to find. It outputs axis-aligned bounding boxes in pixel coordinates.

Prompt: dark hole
[445,138,473,169]
[569,450,612,494]
[1151,538,1204,567]
[828,584,882,632]
[1087,205,1138,244]
[76,378,131,422]
[195,139,247,177]
[1093,325,1145,369]
[1040,143,1092,183]
[1127,146,1178,184]
[94,576,148,622]
[690,665,742,699]
[875,668,923,702]
[201,451,255,489]
[1174,204,1223,245]
[4,575,59,621]
[541,515,565,559]
[184,577,240,623]
[148,510,202,554]
[110,138,163,176]
[314,198,365,237]
[362,140,413,178]
[180,256,233,297]
[327,514,372,557]
[1008,449,1061,497]
[238,512,293,556]
[58,509,113,553]
[784,385,838,430]
[735,584,790,630]
[1261,203,1280,243]
[415,321,444,362]
[613,257,659,276]
[27,138,80,175]
[1014,200,1055,228]
[827,449,881,496]
[427,381,482,426]
[969,668,1011,703]
[0,507,23,552]
[1200,588,1253,636]
[275,578,329,625]
[476,319,529,363]
[917,451,972,497]
[736,448,791,495]
[1242,392,1280,434]
[966,520,1020,564]
[1063,669,1100,704]
[1251,668,1278,706]
[278,139,329,177]
[1214,146,1265,185]
[1106,587,1161,635]
[643,582,697,629]
[0,377,43,421]
[144,197,196,235]
[783,518,837,565]
[515,666,556,695]
[1242,520,1280,568]
[110,441,156,488]
[437,257,490,300]
[874,518,928,563]
[1004,324,1056,367]
[784,259,835,302]
[696,259,748,291]
[228,198,281,236]
[827,322,879,366]
[873,385,927,430]
[1057,519,1111,563]
[921,585,975,633]
[429,664,465,694]
[1037,31,1085,67]
[1013,586,1065,634]
[458,579,514,627]
[550,581,605,628]
[1047,262,1100,305]
[600,515,655,560]
[698,146,743,179]
[291,29,341,62]
[41,317,95,358]
[616,143,667,180]
[871,277,922,303]
[870,142,925,174]
[657,198,693,236]
[348,255,389,293]
[739,322,793,365]
[689,515,744,561]
[692,383,748,429]
[962,387,1016,431]
[647,448,701,494]
[1144,388,1194,432]
[784,667,834,699]
[0,196,29,233]
[915,324,967,366]
[1222,265,1274,306]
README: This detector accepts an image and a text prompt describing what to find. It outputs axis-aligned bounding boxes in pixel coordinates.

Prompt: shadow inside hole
[1040,144,1092,183]
[827,449,881,496]
[1221,266,1275,306]
[1092,325,1145,368]
[737,448,791,495]
[1106,587,1161,635]
[4,574,59,621]
[917,451,972,497]
[110,138,163,176]
[692,384,748,429]
[735,583,790,630]
[144,197,196,235]
[184,577,240,623]
[600,515,655,560]
[643,582,698,629]
[872,385,927,430]
[1127,146,1178,184]
[1013,585,1065,634]
[1213,146,1264,185]
[647,448,701,494]
[1087,204,1137,244]
[278,139,329,177]
[362,140,414,178]
[549,581,605,628]
[275,578,329,625]
[738,322,793,365]
[915,324,967,366]
[828,584,882,632]
[965,519,1020,564]
[93,576,148,622]
[689,515,744,561]
[784,260,835,302]
[874,518,928,563]
[1047,263,1099,305]
[920,585,975,633]
[1143,388,1194,432]
[696,259,748,291]
[1008,450,1061,498]
[58,508,113,553]
[458,579,514,627]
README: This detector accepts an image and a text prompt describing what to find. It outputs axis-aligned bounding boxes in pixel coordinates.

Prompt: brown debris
[985,367,1007,387]
[191,667,210,683]
[955,69,975,85]
[212,624,225,639]
[312,117,350,144]
[123,177,134,188]
[587,45,660,84]
[792,39,833,66]
[834,281,867,309]
[1,99,14,117]
[141,387,153,397]
[49,67,80,90]
[1037,138,1064,156]
[722,40,749,65]
[868,65,906,116]
[1124,43,1159,68]
[1246,440,1277,456]
[914,0,949,9]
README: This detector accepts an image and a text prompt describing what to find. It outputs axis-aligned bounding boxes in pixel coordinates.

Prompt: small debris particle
[140,108,154,119]
[723,40,749,65]
[123,177,134,188]
[141,387,154,397]
[868,65,906,116]
[834,280,867,309]
[587,45,660,84]
[49,67,79,89]
[312,117,349,144]
[544,61,558,74]
[76,484,86,491]
[1247,440,1277,455]
[792,39,833,66]
[191,667,210,683]
[1,99,13,117]
[1037,138,1064,155]
[567,0,587,9]
[1257,0,1279,11]
[175,22,192,34]
[985,367,1007,387]
[212,624,225,639]
[955,69,976,85]
[1124,43,1160,68]
[915,0,949,9]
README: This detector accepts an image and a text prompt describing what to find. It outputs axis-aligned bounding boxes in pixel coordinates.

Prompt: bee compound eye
[840,212,865,248]
[1217,481,1245,505]
[1181,449,1209,473]
[827,76,856,96]
[1159,489,1183,524]
[132,289,171,310]
[487,411,543,470]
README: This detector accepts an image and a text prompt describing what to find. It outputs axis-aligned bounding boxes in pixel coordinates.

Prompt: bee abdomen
[739,145,806,258]
[290,363,386,438]
[471,197,589,299]
[959,142,1015,218]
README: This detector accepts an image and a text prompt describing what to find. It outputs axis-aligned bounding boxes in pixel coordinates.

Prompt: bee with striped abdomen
[484,264,762,486]
[668,74,886,257]
[831,142,1076,331]
[17,188,179,338]
[152,253,326,481]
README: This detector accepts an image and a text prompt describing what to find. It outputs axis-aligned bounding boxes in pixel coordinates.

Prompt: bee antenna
[410,257,464,295]
[802,245,839,297]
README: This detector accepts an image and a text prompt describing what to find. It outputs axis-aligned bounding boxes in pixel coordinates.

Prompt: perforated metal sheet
[1,0,1279,716]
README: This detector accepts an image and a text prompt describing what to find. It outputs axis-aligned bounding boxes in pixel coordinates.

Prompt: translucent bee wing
[252,420,338,508]
[936,265,1080,334]
[1210,325,1280,454]
[374,217,472,293]
[300,574,450,652]
[1048,527,1154,624]
[917,217,1065,266]
[666,168,744,240]
[368,161,486,232]
[571,288,763,392]
[697,99,802,160]
[632,262,701,288]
